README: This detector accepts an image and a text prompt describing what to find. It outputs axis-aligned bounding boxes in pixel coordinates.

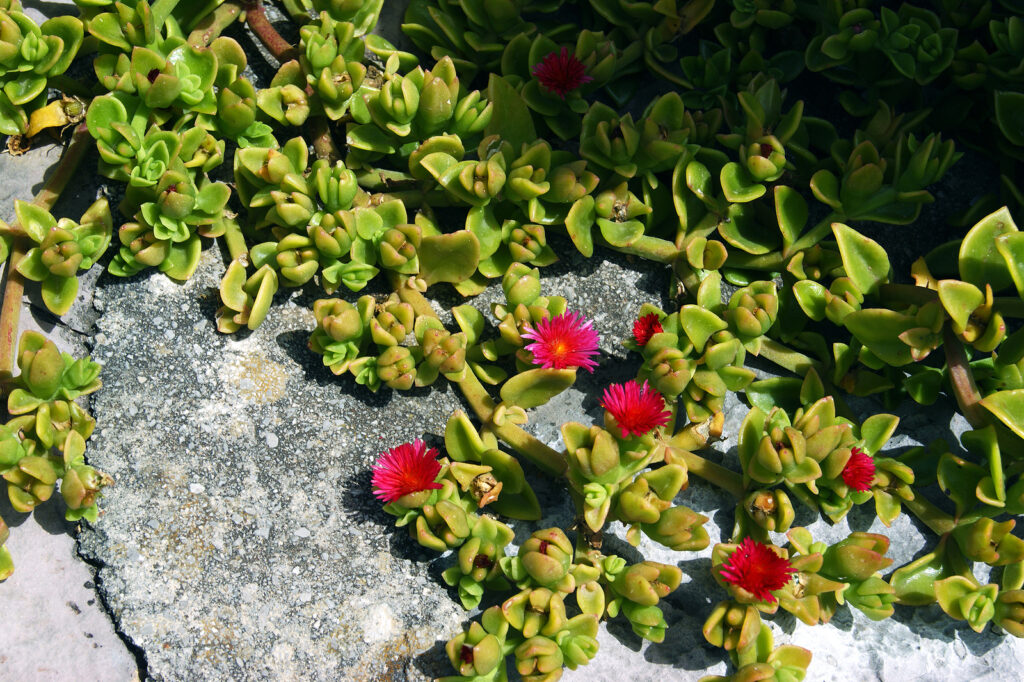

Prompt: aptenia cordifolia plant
[1,0,1024,679]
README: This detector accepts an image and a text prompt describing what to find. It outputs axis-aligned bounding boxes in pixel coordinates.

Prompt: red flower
[522,311,600,372]
[371,439,442,503]
[842,446,875,492]
[719,537,796,603]
[632,313,663,346]
[531,47,593,98]
[600,380,671,438]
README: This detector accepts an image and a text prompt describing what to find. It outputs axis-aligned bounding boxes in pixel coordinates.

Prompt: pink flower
[719,537,796,603]
[522,311,600,372]
[531,47,593,98]
[842,446,876,492]
[600,380,671,438]
[371,439,442,503]
[632,313,663,346]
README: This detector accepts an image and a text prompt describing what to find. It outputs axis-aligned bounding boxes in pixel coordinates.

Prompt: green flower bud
[612,561,682,606]
[15,331,64,400]
[620,601,668,642]
[60,464,107,511]
[415,58,459,134]
[421,328,466,375]
[744,489,795,533]
[750,423,821,488]
[446,619,504,677]
[370,300,414,346]
[844,576,897,621]
[724,281,779,339]
[415,498,471,551]
[743,135,787,183]
[514,636,563,681]
[644,347,694,399]
[505,222,548,263]
[502,588,568,638]
[451,90,493,141]
[309,211,353,261]
[644,505,711,553]
[502,263,542,307]
[935,576,998,633]
[520,528,574,590]
[215,78,254,137]
[378,223,420,273]
[953,518,1024,566]
[995,590,1024,637]
[376,346,416,390]
[615,477,670,526]
[313,298,364,343]
[702,600,762,651]
[544,160,599,203]
[820,532,893,582]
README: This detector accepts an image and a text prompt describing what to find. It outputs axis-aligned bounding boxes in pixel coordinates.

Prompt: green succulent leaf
[499,368,576,409]
[833,223,890,296]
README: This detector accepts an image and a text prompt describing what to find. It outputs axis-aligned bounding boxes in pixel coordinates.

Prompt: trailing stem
[0,124,94,379]
[943,324,988,429]
[243,0,296,62]
[902,494,956,536]
[388,274,568,476]
[308,117,341,163]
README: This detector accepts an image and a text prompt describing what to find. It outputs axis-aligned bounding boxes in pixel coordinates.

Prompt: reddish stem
[308,116,340,164]
[943,324,988,429]
[244,0,296,62]
[0,123,93,379]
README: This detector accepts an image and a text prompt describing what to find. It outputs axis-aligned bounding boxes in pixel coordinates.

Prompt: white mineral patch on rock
[360,603,398,644]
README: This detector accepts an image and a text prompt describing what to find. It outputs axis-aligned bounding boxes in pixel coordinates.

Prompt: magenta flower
[521,311,600,372]
[531,47,593,98]
[841,446,876,492]
[600,380,671,438]
[371,439,442,503]
[632,313,663,347]
[719,537,796,603]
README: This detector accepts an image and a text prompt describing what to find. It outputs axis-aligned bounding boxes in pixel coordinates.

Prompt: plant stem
[0,124,93,379]
[308,116,340,163]
[0,241,27,381]
[670,447,744,498]
[902,494,956,536]
[389,273,568,476]
[188,0,243,47]
[244,0,296,62]
[943,324,988,429]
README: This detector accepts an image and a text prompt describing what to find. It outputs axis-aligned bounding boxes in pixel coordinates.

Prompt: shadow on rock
[890,602,1002,657]
[413,637,456,680]
[0,486,73,536]
[274,328,398,408]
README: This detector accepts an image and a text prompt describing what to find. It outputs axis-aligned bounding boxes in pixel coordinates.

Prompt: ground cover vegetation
[1,0,1024,679]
